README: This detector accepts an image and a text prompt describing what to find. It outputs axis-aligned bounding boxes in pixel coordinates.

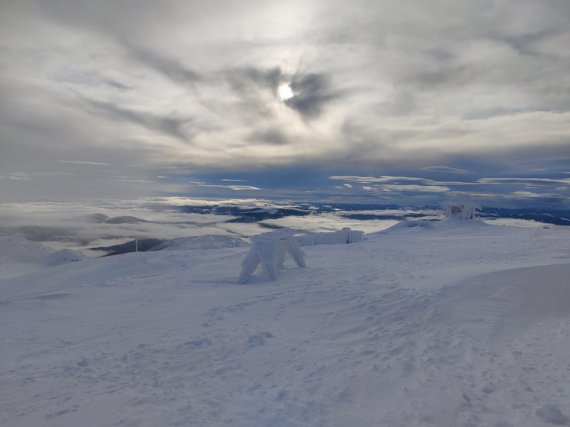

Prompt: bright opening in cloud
[278,83,295,101]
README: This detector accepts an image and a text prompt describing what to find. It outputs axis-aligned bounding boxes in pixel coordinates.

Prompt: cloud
[510,191,554,198]
[121,41,202,86]
[246,124,294,145]
[197,184,262,191]
[330,174,570,189]
[422,166,469,174]
[330,175,425,184]
[327,173,570,207]
[226,66,283,95]
[365,184,450,193]
[1,0,570,204]
[59,160,114,167]
[285,72,339,119]
[479,177,570,185]
[0,173,32,181]
[78,98,193,142]
[0,199,252,251]
[329,175,473,186]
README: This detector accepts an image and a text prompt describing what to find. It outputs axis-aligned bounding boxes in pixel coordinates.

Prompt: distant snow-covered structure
[296,228,364,246]
[238,229,305,284]
[444,204,477,220]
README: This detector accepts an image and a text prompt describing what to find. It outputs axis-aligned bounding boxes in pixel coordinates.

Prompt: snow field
[1,222,570,426]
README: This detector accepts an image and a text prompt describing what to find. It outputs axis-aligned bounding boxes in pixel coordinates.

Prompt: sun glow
[278,83,295,101]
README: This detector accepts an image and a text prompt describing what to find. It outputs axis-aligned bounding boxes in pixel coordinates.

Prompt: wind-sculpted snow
[0,236,84,280]
[238,229,305,283]
[1,223,570,426]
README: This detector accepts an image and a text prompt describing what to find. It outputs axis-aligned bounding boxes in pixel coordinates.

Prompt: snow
[239,229,306,283]
[1,222,570,426]
[296,228,364,246]
[0,236,84,280]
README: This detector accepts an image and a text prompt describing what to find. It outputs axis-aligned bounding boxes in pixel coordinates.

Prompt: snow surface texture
[1,222,570,426]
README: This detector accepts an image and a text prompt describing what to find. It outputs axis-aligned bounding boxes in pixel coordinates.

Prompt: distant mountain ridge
[85,214,149,224]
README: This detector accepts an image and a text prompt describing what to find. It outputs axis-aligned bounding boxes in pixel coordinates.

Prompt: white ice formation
[238,229,306,283]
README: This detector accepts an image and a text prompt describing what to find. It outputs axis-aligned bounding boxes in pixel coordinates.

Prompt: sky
[1,0,569,208]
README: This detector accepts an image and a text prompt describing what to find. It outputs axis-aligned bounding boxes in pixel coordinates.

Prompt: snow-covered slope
[1,222,569,427]
[0,236,84,280]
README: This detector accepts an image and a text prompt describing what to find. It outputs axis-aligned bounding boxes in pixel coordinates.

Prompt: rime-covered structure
[444,204,477,220]
[296,228,364,246]
[238,229,306,284]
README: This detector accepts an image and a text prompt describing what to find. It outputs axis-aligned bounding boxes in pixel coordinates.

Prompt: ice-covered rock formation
[238,229,305,283]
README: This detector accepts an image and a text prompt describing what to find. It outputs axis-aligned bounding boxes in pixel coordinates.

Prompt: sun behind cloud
[278,82,295,101]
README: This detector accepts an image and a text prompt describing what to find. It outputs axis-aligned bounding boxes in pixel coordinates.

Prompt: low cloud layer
[0,0,569,204]
[329,174,570,208]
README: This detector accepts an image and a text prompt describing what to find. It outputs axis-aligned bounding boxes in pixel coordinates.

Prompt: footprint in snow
[181,338,212,348]
[247,332,274,348]
[535,404,570,425]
